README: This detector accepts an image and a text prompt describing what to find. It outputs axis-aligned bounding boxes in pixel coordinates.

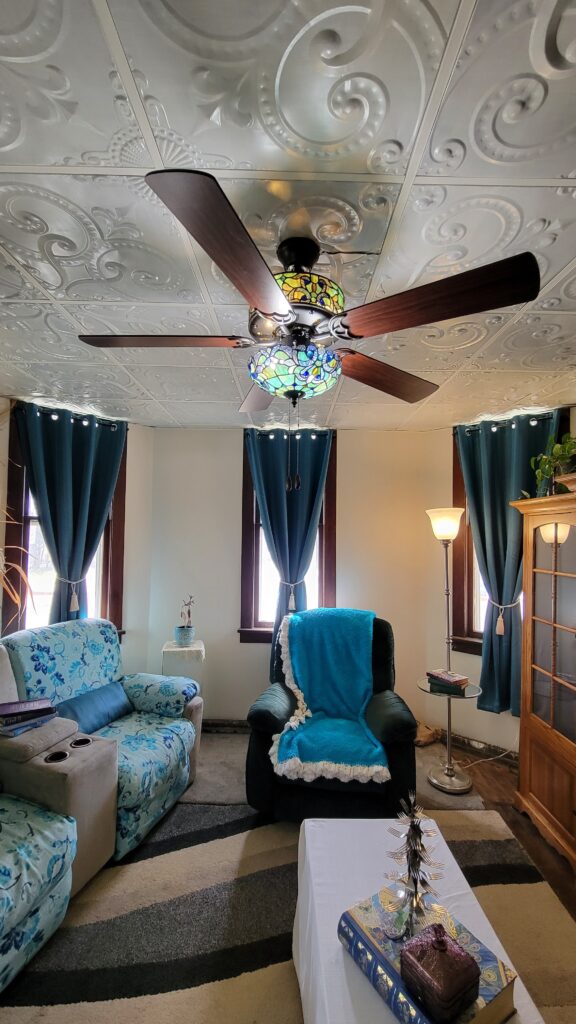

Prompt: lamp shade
[539,522,571,545]
[426,507,465,541]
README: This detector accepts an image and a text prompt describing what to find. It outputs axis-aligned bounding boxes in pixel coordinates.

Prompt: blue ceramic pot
[174,625,195,647]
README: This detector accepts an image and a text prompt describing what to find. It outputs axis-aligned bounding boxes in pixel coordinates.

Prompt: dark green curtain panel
[15,403,127,624]
[245,428,333,678]
[455,412,559,715]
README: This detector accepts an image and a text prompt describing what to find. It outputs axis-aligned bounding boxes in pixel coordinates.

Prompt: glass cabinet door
[531,518,576,738]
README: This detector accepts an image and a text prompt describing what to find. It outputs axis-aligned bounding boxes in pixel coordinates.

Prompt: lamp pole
[441,538,454,780]
[425,507,476,794]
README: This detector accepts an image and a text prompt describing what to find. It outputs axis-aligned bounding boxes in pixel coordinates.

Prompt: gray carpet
[5,806,575,1023]
[181,733,484,810]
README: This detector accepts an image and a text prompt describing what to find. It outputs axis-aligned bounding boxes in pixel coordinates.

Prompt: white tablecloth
[293,818,544,1024]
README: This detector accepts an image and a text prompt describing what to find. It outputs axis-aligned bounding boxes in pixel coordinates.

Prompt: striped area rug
[1,806,574,1024]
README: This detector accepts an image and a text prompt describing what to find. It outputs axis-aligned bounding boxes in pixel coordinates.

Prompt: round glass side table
[417,679,482,794]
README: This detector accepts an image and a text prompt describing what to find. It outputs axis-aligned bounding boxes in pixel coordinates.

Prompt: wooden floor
[454,745,576,921]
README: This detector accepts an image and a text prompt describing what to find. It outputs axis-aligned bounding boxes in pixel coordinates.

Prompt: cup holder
[70,736,92,748]
[44,749,70,764]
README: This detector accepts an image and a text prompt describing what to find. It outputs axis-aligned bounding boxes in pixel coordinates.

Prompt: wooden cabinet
[511,494,576,869]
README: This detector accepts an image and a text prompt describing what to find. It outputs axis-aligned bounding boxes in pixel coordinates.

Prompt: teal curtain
[455,412,559,715]
[14,403,127,624]
[245,428,333,678]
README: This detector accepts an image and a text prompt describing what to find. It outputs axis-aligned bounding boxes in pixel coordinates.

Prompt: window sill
[451,635,482,656]
[238,627,272,644]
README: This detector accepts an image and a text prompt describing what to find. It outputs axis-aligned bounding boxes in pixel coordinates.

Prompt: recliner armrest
[121,672,199,717]
[365,690,417,745]
[247,683,297,734]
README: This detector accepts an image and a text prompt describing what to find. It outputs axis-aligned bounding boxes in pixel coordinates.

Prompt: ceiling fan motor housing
[248,236,345,343]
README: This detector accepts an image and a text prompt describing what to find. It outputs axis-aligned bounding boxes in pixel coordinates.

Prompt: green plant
[529,432,576,496]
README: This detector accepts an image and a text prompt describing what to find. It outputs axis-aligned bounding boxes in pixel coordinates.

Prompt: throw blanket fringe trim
[269,616,391,784]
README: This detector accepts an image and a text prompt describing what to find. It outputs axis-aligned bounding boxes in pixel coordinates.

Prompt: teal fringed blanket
[270,608,389,783]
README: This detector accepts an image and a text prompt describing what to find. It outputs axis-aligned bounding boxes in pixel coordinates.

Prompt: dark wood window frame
[2,409,126,636]
[239,432,337,643]
[452,434,482,656]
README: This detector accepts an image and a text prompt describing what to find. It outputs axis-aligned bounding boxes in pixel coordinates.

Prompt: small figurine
[181,594,194,627]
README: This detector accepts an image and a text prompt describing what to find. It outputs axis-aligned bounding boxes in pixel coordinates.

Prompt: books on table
[338,886,516,1024]
[426,669,469,696]
[0,699,56,737]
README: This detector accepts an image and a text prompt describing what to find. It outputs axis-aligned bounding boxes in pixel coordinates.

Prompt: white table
[161,640,205,683]
[293,818,544,1024]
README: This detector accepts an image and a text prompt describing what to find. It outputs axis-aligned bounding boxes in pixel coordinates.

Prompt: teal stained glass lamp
[248,343,341,403]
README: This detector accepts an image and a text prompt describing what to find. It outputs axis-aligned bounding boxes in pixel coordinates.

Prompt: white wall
[125,428,269,718]
[121,424,520,748]
[120,424,156,674]
[336,429,520,752]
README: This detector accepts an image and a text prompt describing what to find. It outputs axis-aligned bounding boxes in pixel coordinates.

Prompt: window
[240,433,336,642]
[2,411,126,635]
[21,493,102,629]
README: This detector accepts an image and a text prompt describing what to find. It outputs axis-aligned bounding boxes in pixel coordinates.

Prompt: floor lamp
[425,507,471,793]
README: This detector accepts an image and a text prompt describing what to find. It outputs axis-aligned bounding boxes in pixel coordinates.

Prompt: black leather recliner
[246,617,417,821]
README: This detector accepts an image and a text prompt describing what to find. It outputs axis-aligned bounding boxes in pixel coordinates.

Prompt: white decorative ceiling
[0,0,575,430]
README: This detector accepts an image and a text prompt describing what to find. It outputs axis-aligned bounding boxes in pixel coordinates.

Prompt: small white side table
[161,640,205,689]
[417,678,482,794]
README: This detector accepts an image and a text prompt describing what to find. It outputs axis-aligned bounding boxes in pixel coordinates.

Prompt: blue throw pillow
[56,681,133,734]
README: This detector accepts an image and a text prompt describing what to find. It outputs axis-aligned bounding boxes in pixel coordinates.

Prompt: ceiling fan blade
[340,350,438,403]
[79,335,249,349]
[340,252,540,339]
[239,385,275,414]
[146,170,291,318]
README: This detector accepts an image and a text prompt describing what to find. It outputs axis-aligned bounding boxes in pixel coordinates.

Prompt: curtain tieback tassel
[57,576,86,613]
[488,597,521,636]
[281,579,305,613]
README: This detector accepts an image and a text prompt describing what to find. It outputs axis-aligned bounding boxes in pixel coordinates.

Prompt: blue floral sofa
[0,794,77,993]
[1,619,202,861]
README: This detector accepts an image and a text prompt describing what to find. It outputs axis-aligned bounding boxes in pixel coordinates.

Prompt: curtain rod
[15,400,126,431]
[452,411,556,435]
[249,428,332,439]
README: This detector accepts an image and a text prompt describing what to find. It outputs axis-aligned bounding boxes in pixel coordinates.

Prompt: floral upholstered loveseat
[1,619,203,860]
[0,794,76,993]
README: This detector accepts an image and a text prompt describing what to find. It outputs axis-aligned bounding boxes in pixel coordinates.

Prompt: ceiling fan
[79,170,541,415]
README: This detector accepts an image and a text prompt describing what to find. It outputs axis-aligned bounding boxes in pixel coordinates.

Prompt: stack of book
[426,669,469,696]
[0,699,56,737]
[338,886,516,1023]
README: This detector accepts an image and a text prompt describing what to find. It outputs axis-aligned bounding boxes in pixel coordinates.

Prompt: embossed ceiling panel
[532,264,576,312]
[470,312,576,372]
[419,0,576,179]
[40,397,178,426]
[19,362,152,403]
[128,364,242,402]
[0,0,574,430]
[72,304,229,365]
[0,303,110,363]
[354,312,513,372]
[0,0,152,167]
[0,254,44,301]
[375,184,576,296]
[107,0,459,174]
[0,175,203,303]
[194,178,398,305]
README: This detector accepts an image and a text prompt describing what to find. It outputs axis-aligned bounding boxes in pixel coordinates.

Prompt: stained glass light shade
[274,271,345,314]
[248,343,341,399]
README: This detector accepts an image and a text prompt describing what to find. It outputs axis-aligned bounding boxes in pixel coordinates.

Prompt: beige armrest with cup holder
[0,717,118,895]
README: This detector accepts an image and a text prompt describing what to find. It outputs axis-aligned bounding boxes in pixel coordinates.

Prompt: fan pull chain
[294,400,301,491]
[286,403,292,491]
